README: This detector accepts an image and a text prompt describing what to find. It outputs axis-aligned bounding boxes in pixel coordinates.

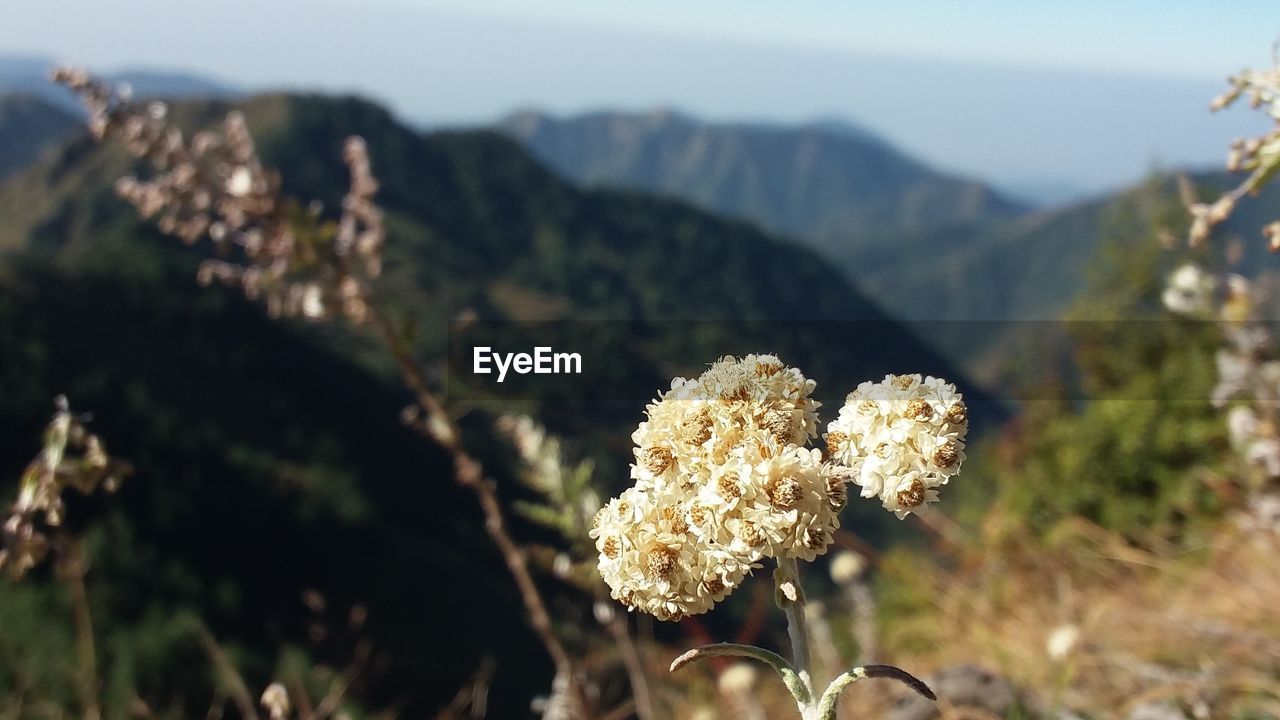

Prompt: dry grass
[869,509,1280,718]
[534,499,1280,720]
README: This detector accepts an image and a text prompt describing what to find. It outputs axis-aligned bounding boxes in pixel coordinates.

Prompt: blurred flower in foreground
[1161,264,1216,316]
[1198,58,1280,250]
[1221,273,1253,322]
[1229,405,1280,478]
[53,67,384,324]
[260,683,291,720]
[829,549,878,664]
[826,374,968,518]
[1,397,131,578]
[1046,624,1080,660]
[718,663,758,694]
[828,550,866,586]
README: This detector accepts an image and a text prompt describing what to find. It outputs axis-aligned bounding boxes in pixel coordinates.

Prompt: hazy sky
[3,0,1276,196]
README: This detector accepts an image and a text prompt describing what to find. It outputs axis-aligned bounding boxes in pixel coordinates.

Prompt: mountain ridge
[498,108,1029,248]
[0,92,80,180]
[0,54,240,114]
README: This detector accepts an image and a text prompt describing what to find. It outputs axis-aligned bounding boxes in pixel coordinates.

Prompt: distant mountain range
[998,177,1093,208]
[8,69,1276,334]
[499,109,1028,246]
[0,54,239,113]
[499,108,1280,330]
[840,171,1280,322]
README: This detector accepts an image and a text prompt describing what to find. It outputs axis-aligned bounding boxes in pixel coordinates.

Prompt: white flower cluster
[825,374,968,518]
[591,355,845,620]
[1162,263,1254,321]
[1208,323,1280,478]
[1162,264,1216,316]
[1227,405,1280,477]
[1160,267,1280,479]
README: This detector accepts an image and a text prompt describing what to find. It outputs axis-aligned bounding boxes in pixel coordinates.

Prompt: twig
[605,615,655,720]
[596,699,636,720]
[51,68,586,718]
[435,658,493,720]
[311,638,371,720]
[195,627,261,720]
[286,678,315,720]
[363,301,587,718]
[56,538,101,720]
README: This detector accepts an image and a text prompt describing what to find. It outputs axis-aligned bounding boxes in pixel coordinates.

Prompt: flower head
[593,355,840,619]
[1045,624,1080,660]
[828,550,867,585]
[1162,263,1216,316]
[825,374,968,518]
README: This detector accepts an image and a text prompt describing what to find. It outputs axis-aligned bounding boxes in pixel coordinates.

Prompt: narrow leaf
[816,664,936,720]
[669,643,809,705]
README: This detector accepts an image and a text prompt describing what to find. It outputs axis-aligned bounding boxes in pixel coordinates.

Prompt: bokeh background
[1,3,1279,719]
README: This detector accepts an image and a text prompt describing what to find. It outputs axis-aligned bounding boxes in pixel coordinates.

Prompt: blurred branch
[54,67,588,719]
[602,613,654,720]
[196,627,261,720]
[56,539,101,720]
[1,396,131,580]
[435,659,494,720]
[310,638,371,720]
[376,319,587,714]
[0,398,132,719]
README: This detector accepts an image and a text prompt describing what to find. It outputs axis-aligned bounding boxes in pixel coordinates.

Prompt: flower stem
[776,556,816,716]
[57,538,101,720]
[784,592,812,690]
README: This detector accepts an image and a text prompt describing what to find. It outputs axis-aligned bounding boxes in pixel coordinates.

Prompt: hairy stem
[776,556,814,707]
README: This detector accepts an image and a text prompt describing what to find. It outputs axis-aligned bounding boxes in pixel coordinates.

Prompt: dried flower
[828,550,867,586]
[825,374,968,518]
[593,356,840,619]
[260,682,291,720]
[53,67,384,324]
[1188,58,1280,249]
[593,483,752,620]
[718,663,758,694]
[1,397,131,579]
[1045,624,1080,660]
[1161,264,1216,316]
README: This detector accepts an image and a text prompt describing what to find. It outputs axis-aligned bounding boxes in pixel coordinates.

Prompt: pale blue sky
[396,0,1270,79]
[2,0,1276,195]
